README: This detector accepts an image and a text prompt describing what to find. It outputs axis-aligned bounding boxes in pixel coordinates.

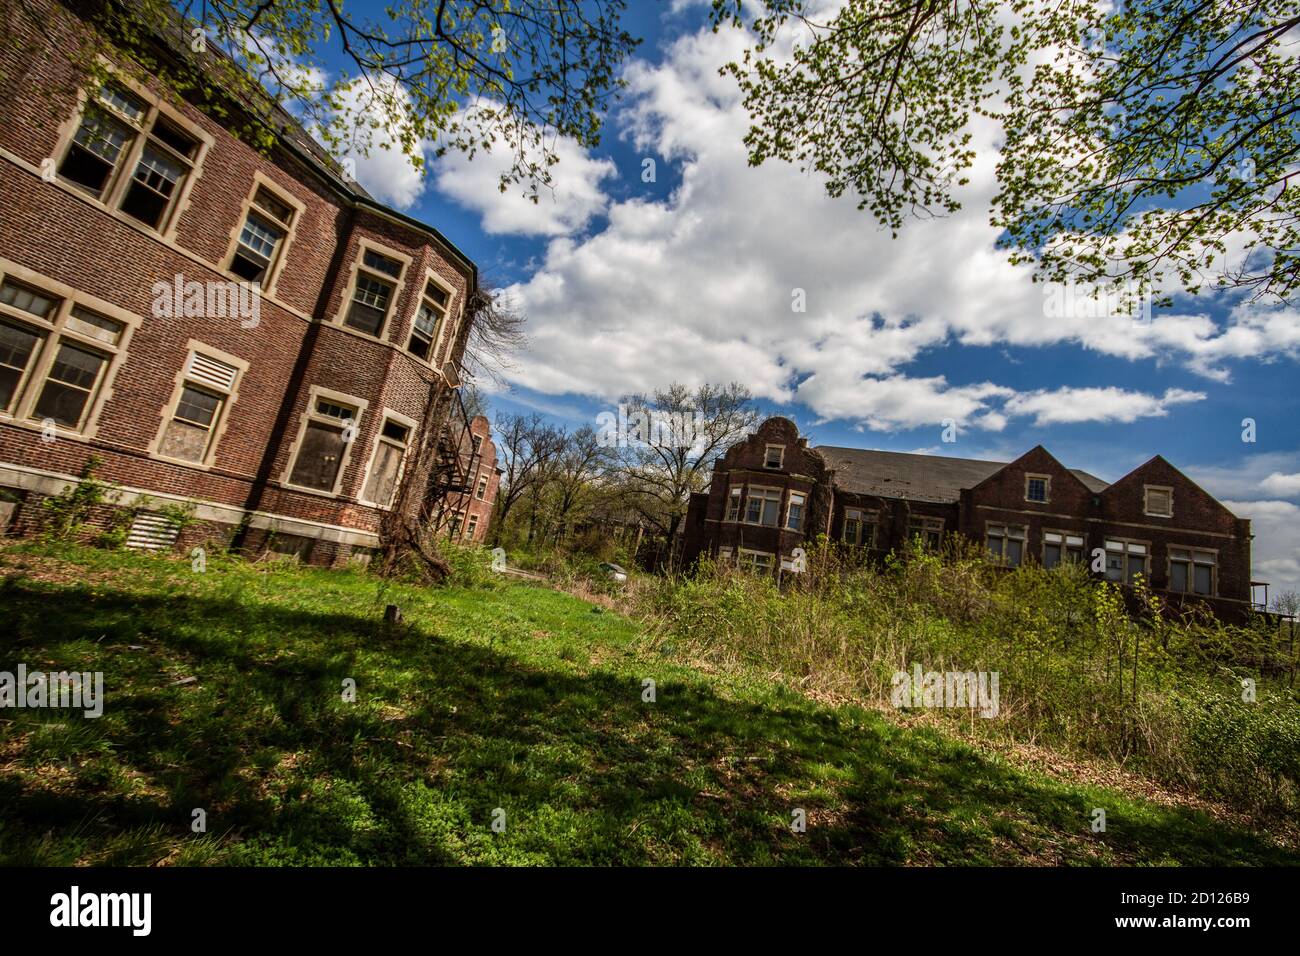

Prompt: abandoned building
[0,0,491,562]
[444,414,502,545]
[681,417,1260,619]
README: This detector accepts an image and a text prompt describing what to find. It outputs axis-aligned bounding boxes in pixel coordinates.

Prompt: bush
[633,544,1300,815]
[40,457,121,542]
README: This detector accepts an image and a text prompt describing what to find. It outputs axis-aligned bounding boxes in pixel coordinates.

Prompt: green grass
[0,541,1295,866]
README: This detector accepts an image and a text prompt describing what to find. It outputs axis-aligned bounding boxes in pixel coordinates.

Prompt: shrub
[633,546,1300,815]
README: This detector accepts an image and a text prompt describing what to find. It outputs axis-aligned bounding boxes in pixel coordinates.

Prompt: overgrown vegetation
[632,539,1300,817]
[1,540,1296,865]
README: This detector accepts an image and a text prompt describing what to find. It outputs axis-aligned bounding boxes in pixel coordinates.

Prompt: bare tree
[491,413,564,545]
[613,383,758,564]
[547,425,614,544]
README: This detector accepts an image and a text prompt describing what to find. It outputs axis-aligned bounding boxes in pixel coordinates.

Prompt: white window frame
[1144,485,1174,518]
[742,485,783,527]
[0,260,138,440]
[149,341,247,469]
[1042,529,1085,569]
[223,173,304,296]
[763,444,785,469]
[333,238,412,341]
[406,269,457,362]
[1104,537,1150,586]
[359,409,417,509]
[737,548,775,574]
[785,490,807,531]
[725,485,743,522]
[281,386,369,498]
[1025,473,1051,504]
[55,79,211,240]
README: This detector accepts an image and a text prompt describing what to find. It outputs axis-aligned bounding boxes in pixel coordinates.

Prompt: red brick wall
[0,0,476,563]
[445,415,500,543]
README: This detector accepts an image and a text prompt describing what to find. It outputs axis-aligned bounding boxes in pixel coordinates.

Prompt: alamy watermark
[151,273,261,329]
[596,403,709,452]
[1,665,104,718]
[1042,279,1152,325]
[891,663,1000,718]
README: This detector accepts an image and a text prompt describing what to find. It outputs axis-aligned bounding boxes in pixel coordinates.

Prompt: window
[346,273,394,336]
[908,516,944,549]
[472,435,483,455]
[717,545,733,563]
[737,549,774,574]
[764,444,784,469]
[466,513,479,538]
[476,473,489,500]
[1104,539,1148,585]
[1169,547,1215,596]
[786,491,806,531]
[1025,475,1050,503]
[743,487,782,526]
[1043,531,1085,569]
[157,352,240,464]
[843,507,877,548]
[119,133,197,229]
[1144,485,1173,517]
[58,86,144,195]
[33,341,107,427]
[58,84,206,233]
[0,277,126,431]
[408,281,450,360]
[0,320,42,412]
[725,486,743,522]
[448,512,464,536]
[986,524,1027,566]
[230,186,295,285]
[287,395,361,493]
[362,418,410,507]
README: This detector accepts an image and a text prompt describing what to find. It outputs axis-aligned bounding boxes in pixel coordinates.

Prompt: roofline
[261,121,479,297]
[80,0,478,295]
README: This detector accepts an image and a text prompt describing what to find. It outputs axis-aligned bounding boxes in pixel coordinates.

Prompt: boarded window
[289,420,348,491]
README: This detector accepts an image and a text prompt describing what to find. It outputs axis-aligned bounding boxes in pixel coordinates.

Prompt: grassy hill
[0,541,1295,866]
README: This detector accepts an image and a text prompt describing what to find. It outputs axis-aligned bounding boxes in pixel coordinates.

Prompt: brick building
[682,417,1258,619]
[0,0,481,563]
[443,414,501,544]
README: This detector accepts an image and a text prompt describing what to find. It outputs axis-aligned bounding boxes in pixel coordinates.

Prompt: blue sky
[319,1,1300,595]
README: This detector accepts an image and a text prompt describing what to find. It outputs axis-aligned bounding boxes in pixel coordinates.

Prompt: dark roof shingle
[813,446,1108,503]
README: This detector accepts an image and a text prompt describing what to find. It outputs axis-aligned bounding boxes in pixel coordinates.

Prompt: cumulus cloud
[1222,499,1300,598]
[432,111,618,236]
[1001,387,1206,426]
[1260,471,1300,497]
[480,20,1295,427]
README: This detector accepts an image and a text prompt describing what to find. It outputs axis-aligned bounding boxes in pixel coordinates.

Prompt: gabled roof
[814,446,1108,504]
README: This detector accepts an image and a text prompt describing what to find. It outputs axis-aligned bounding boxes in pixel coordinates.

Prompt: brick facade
[682,417,1256,619]
[444,414,501,544]
[0,0,478,564]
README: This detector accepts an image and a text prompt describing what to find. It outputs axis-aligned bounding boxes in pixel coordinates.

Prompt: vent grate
[125,511,181,551]
[187,353,238,392]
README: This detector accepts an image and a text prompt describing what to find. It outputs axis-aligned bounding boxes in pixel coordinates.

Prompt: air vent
[125,512,181,551]
[187,353,238,392]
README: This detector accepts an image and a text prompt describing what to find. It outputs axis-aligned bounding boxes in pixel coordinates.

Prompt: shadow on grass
[0,574,1294,866]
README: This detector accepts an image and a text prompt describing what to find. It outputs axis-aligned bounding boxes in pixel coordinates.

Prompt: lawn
[0,541,1295,866]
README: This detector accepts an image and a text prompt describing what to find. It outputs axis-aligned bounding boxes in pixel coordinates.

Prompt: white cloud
[1001,387,1206,426]
[483,20,1297,427]
[1222,498,1300,599]
[326,75,429,210]
[431,104,618,236]
[1260,471,1300,497]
